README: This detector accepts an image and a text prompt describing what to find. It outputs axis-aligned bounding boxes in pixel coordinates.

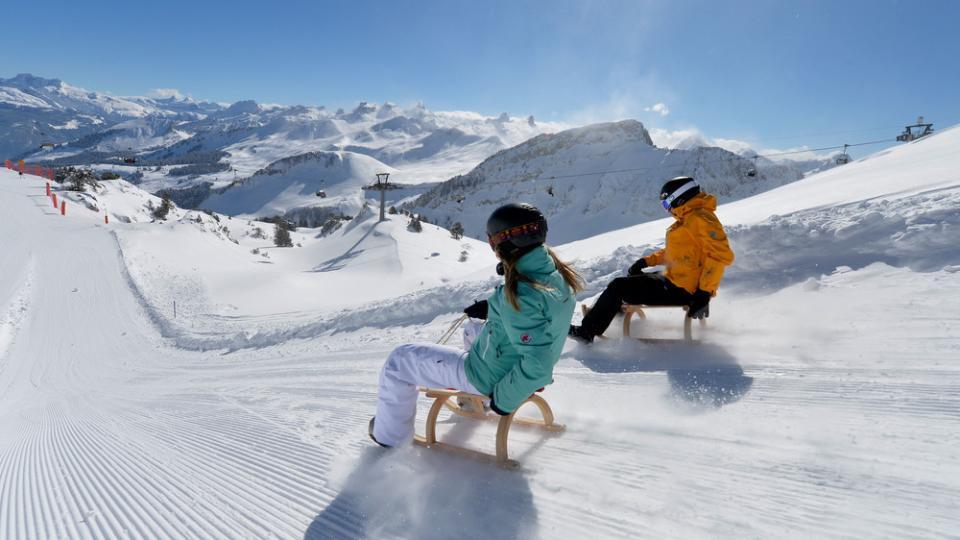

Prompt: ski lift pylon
[897,116,934,142]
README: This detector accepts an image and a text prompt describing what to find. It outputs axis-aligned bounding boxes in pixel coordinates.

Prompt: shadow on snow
[304,445,536,540]
[569,340,754,410]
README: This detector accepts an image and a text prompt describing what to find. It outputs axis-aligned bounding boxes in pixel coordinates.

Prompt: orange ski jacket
[642,192,735,294]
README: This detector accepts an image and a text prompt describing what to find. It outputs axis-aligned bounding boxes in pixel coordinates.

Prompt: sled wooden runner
[581,304,706,341]
[413,388,565,469]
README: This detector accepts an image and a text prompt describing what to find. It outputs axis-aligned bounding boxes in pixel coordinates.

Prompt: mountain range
[2,73,837,239]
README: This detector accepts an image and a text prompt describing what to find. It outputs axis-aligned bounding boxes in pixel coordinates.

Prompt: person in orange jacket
[569,176,734,343]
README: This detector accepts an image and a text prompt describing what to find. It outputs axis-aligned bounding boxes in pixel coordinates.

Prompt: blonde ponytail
[502,246,583,310]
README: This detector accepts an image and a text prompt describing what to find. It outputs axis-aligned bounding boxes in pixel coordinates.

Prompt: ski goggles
[660,180,699,212]
[487,221,542,249]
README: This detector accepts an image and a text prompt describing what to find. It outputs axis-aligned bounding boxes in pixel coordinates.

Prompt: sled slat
[413,436,521,470]
[415,388,564,469]
[583,303,704,341]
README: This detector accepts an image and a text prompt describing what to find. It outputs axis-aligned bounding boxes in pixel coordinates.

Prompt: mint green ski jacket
[464,246,576,413]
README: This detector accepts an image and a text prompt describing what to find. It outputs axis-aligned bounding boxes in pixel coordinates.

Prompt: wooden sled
[581,303,706,342]
[413,388,565,469]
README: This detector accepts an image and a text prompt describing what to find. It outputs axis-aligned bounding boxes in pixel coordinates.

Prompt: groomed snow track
[2,166,959,539]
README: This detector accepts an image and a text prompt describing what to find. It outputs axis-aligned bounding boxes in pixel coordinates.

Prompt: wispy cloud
[148,88,184,100]
[567,90,646,125]
[650,129,837,161]
[648,127,704,149]
[567,69,674,125]
[644,102,670,117]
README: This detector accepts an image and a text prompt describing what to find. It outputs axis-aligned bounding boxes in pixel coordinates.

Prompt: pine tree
[274,221,293,247]
[450,222,464,240]
[153,196,173,220]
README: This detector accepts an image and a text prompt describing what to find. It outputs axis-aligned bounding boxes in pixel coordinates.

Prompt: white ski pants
[373,320,485,447]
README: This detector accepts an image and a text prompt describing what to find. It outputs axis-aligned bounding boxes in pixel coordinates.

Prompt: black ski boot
[568,324,595,344]
[368,417,391,448]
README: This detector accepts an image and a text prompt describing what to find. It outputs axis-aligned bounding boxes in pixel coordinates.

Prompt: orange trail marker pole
[104,214,109,224]
[61,200,66,216]
[46,183,51,196]
[52,193,58,208]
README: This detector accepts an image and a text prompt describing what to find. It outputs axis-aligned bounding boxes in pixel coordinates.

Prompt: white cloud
[567,90,645,125]
[567,70,674,125]
[648,127,704,149]
[148,88,184,100]
[712,137,754,155]
[649,129,837,163]
[644,102,670,117]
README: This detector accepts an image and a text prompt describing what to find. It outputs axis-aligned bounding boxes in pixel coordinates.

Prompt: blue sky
[3,0,957,156]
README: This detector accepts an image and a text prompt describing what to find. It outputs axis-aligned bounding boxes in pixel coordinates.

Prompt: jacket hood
[673,192,717,218]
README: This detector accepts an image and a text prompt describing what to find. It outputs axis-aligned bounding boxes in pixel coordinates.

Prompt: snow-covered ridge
[407,120,817,244]
[201,151,402,221]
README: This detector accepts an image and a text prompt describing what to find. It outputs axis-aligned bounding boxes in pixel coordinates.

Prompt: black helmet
[486,203,547,257]
[659,176,700,211]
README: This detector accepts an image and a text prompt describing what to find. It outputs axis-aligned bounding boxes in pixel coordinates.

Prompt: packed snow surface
[0,126,958,538]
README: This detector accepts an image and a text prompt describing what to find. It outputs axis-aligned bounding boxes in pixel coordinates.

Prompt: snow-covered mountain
[5,75,840,229]
[200,151,405,224]
[0,74,220,160]
[407,120,816,244]
[3,74,569,222]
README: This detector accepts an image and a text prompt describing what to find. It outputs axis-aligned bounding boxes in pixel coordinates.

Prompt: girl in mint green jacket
[371,203,582,447]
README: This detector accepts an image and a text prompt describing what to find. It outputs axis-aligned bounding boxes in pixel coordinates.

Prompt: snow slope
[0,125,958,538]
[199,151,402,221]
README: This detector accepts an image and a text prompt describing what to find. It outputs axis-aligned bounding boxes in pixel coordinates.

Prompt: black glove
[464,300,488,320]
[496,262,505,276]
[627,258,648,276]
[687,289,712,319]
[489,395,510,416]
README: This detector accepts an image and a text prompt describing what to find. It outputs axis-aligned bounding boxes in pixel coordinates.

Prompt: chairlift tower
[374,173,390,221]
[897,116,934,142]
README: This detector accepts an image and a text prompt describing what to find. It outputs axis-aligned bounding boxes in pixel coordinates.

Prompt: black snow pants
[580,273,692,338]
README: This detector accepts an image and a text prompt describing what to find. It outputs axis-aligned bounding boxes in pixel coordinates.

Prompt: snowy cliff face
[406,120,806,244]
